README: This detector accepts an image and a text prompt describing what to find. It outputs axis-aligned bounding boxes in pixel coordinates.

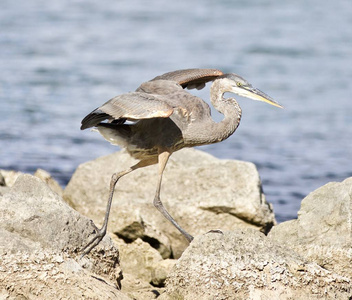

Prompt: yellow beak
[232,85,283,108]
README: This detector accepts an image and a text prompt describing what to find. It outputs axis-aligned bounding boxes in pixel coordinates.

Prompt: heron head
[221,73,283,108]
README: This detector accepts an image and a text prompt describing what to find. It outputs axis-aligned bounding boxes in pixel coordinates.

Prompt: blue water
[1,0,352,222]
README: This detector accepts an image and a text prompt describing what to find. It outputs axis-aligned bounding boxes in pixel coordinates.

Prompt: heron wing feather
[151,68,224,90]
[81,92,173,130]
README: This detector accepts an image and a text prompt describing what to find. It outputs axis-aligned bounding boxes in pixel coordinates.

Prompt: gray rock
[0,168,64,197]
[268,177,352,278]
[0,174,101,252]
[64,148,275,258]
[0,174,124,299]
[0,227,41,253]
[34,168,64,197]
[161,230,351,300]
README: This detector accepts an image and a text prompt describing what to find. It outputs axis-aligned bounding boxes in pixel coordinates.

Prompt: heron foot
[184,232,194,243]
[80,226,107,258]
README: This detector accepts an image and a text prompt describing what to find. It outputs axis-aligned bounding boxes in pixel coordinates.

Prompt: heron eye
[236,82,242,87]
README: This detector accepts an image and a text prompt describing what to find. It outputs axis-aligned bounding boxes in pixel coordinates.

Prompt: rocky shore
[0,148,351,299]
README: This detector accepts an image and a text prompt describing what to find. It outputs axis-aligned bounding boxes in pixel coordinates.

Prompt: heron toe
[80,227,107,258]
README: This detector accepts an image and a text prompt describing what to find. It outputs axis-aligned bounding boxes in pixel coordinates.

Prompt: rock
[2,164,351,299]
[0,186,9,196]
[115,237,164,284]
[0,227,41,253]
[1,174,104,253]
[0,169,22,187]
[151,259,176,287]
[34,168,64,197]
[112,203,173,259]
[0,174,125,299]
[0,170,20,196]
[0,169,23,197]
[161,230,351,300]
[63,148,275,258]
[1,251,130,300]
[120,273,163,300]
[0,168,63,197]
[0,172,5,186]
[268,177,352,278]
[112,236,176,288]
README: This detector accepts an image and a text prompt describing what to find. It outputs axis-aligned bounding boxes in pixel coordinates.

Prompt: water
[1,0,351,222]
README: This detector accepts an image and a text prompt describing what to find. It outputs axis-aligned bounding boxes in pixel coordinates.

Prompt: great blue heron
[80,68,282,256]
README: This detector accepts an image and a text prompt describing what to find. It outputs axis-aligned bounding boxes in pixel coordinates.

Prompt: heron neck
[207,82,242,143]
[183,83,242,147]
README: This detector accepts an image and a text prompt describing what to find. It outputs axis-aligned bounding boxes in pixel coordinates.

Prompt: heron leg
[153,151,194,243]
[81,158,156,257]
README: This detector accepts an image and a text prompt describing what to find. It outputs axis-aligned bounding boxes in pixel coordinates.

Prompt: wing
[81,69,224,130]
[150,68,224,90]
[81,92,173,130]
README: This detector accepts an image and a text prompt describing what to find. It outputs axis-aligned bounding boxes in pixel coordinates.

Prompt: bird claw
[80,227,106,259]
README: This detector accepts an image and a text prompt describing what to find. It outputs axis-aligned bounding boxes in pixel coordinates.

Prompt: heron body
[80,68,282,256]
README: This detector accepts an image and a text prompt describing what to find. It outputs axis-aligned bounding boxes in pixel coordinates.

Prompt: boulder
[2,168,352,299]
[63,148,275,258]
[113,236,176,299]
[268,177,352,278]
[151,258,176,287]
[0,174,125,299]
[0,168,64,197]
[0,186,9,197]
[1,251,130,300]
[161,230,351,300]
[120,273,163,300]
[0,169,22,187]
[113,236,173,285]
[34,168,64,197]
